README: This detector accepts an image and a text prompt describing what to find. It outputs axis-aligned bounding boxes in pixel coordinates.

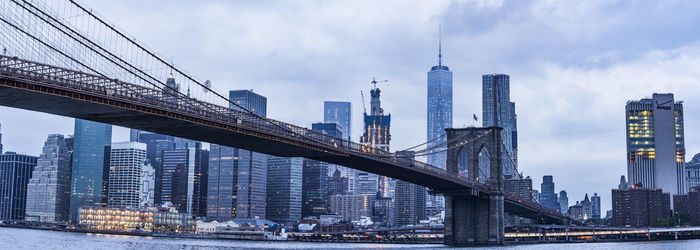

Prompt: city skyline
[2,1,700,215]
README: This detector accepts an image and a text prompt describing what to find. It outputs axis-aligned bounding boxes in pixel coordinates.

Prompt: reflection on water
[1,227,698,250]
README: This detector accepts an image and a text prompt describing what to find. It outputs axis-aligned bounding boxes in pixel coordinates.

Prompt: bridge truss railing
[0,54,490,191]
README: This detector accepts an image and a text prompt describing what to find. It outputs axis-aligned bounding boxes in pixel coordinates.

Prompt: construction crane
[371,77,389,89]
[360,90,367,114]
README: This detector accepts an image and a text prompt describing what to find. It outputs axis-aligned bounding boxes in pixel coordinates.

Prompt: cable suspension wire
[2,0,333,147]
[63,0,337,146]
[501,141,519,176]
[399,132,446,152]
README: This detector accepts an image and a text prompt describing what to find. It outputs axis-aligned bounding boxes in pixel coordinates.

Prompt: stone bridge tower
[442,126,505,245]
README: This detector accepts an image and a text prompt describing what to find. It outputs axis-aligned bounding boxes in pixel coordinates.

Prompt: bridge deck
[0,55,568,223]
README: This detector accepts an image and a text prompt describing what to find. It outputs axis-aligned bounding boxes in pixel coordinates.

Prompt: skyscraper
[328,169,348,196]
[25,134,71,222]
[360,81,392,198]
[266,156,302,224]
[70,119,112,222]
[130,129,175,205]
[161,142,208,216]
[0,152,37,220]
[626,93,685,195]
[426,33,453,170]
[591,193,601,218]
[229,90,267,116]
[107,142,147,208]
[207,145,267,220]
[504,177,533,200]
[324,101,352,142]
[393,151,426,226]
[208,89,268,221]
[540,175,559,211]
[581,194,592,219]
[559,190,569,215]
[482,74,517,178]
[302,159,329,218]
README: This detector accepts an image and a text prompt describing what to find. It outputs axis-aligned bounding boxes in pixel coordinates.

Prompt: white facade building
[107,142,147,208]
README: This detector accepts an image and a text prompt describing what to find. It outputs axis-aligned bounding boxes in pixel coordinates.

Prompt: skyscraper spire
[438,24,442,67]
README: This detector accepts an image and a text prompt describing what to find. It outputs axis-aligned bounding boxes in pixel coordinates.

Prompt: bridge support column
[444,193,504,245]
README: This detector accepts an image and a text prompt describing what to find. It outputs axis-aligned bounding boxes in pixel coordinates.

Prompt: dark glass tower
[208,90,267,220]
[160,142,208,216]
[0,152,37,220]
[323,101,352,141]
[540,175,559,211]
[70,119,112,222]
[266,156,302,224]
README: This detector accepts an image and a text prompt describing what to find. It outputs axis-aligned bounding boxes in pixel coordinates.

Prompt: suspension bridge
[0,0,570,245]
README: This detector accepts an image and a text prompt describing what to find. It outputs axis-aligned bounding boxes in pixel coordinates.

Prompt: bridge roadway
[0,55,567,224]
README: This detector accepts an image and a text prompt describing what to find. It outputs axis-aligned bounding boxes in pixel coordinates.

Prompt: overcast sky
[2,0,700,213]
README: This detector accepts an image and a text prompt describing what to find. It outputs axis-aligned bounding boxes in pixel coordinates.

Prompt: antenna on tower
[438,24,443,67]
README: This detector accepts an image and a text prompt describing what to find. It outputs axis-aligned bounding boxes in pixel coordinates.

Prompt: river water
[0,227,697,249]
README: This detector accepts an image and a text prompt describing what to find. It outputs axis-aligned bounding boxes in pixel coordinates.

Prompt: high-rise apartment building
[612,185,671,227]
[25,134,71,222]
[540,175,559,211]
[0,152,37,220]
[673,186,700,224]
[266,156,302,224]
[107,142,147,208]
[626,93,685,195]
[482,74,517,178]
[324,101,352,142]
[70,119,112,222]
